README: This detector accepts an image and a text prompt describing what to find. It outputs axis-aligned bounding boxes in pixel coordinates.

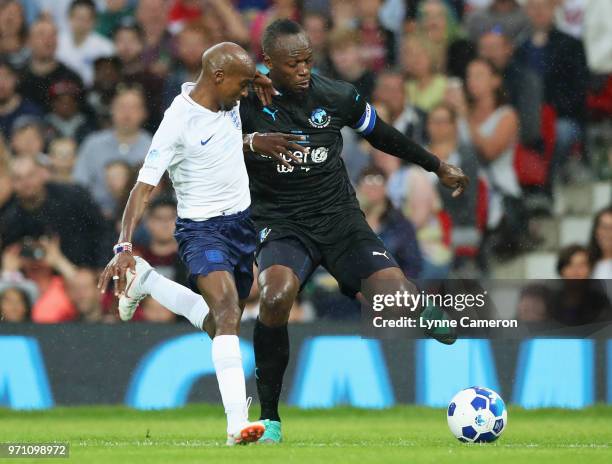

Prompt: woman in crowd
[357,165,423,279]
[589,206,612,279]
[449,58,521,242]
[557,244,591,279]
[401,33,448,113]
[0,286,31,322]
[426,103,479,251]
[415,0,475,78]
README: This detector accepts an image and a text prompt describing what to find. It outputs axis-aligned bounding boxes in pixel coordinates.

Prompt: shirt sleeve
[343,85,377,136]
[137,107,182,186]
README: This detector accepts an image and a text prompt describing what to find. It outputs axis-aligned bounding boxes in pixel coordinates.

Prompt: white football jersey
[137,82,250,221]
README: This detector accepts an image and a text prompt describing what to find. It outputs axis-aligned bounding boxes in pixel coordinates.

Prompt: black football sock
[254,318,289,422]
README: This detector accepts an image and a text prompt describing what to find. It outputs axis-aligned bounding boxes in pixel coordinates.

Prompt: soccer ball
[447,386,507,443]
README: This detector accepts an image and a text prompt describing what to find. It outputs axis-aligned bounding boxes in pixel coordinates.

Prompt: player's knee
[207,295,241,335]
[259,282,297,326]
[213,310,241,335]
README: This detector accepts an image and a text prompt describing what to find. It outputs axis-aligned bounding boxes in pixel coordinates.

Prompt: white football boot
[118,256,153,321]
[225,397,266,446]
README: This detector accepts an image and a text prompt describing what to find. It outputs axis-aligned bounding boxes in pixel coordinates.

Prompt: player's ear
[214,69,224,84]
[263,53,273,72]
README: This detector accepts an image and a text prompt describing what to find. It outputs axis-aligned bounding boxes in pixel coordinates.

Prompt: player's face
[265,33,313,94]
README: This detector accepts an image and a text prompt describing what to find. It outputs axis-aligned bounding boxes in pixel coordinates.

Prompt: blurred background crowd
[0,0,610,325]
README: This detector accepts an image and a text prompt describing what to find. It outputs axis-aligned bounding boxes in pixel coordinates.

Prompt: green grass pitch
[1,405,611,463]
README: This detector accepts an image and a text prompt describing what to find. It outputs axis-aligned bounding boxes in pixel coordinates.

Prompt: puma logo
[372,251,390,259]
[263,107,279,121]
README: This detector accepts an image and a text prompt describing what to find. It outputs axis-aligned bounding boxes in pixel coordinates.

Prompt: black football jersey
[239,73,376,222]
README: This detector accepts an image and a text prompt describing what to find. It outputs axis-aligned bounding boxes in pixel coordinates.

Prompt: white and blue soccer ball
[447,386,507,443]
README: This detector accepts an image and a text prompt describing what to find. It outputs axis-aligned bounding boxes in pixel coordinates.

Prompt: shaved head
[193,42,256,110]
[201,42,255,79]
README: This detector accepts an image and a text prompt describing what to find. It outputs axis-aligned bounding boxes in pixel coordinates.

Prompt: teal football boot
[420,304,457,345]
[258,419,282,444]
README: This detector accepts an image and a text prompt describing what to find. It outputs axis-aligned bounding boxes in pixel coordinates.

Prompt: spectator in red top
[168,0,204,33]
[3,236,79,324]
[202,0,250,46]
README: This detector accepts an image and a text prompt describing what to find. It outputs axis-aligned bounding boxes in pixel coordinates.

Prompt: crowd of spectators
[0,0,610,325]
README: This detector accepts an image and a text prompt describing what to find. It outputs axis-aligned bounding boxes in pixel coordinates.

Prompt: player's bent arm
[118,181,156,244]
[362,117,469,197]
[363,117,441,173]
[97,181,155,294]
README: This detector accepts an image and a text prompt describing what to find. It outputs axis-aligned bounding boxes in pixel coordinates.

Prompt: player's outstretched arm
[97,181,155,296]
[364,117,469,197]
[243,132,306,168]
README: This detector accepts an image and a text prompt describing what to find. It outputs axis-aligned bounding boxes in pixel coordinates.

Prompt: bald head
[194,42,256,110]
[201,42,255,79]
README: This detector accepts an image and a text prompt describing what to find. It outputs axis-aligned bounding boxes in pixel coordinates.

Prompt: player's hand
[97,252,136,297]
[253,71,279,106]
[436,160,469,197]
[251,133,307,168]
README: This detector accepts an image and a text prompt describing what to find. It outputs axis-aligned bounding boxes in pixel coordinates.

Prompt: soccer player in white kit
[98,42,304,446]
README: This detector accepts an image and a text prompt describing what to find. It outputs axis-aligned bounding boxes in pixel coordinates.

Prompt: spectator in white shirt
[56,0,114,86]
[34,0,106,36]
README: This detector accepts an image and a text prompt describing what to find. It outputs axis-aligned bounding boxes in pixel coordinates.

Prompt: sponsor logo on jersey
[372,250,390,259]
[262,107,278,121]
[200,135,213,146]
[309,108,331,128]
[259,227,271,242]
[310,147,328,163]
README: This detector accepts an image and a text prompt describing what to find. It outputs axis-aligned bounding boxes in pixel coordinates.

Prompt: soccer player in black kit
[239,20,469,443]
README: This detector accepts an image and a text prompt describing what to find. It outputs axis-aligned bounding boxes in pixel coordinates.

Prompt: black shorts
[254,209,399,297]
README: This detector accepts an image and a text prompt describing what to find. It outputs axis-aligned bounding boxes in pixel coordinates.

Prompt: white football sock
[142,270,209,330]
[212,335,248,434]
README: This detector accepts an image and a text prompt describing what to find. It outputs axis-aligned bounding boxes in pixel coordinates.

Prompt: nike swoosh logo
[201,135,214,146]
